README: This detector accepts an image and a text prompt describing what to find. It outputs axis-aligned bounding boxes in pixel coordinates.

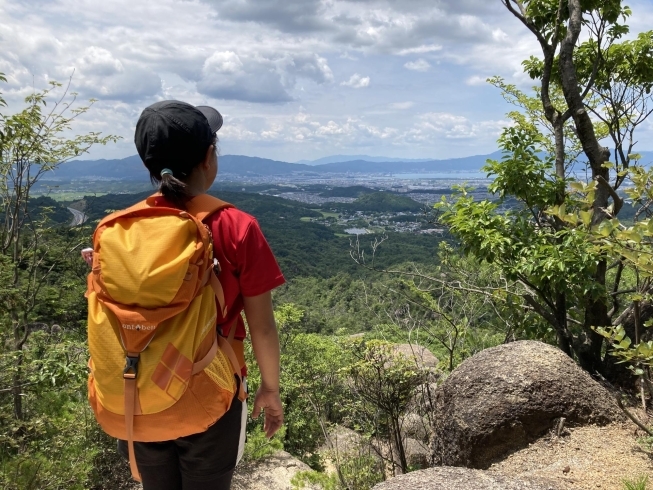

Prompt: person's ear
[202,145,214,169]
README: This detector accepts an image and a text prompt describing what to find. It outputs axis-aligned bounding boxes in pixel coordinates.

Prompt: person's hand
[81,248,93,267]
[251,387,284,438]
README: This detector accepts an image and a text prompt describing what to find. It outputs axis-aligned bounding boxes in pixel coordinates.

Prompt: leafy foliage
[291,452,384,490]
[341,339,428,475]
[247,305,349,462]
[0,78,123,488]
[437,0,653,380]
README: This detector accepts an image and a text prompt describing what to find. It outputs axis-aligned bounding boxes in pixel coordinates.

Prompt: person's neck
[184,169,207,196]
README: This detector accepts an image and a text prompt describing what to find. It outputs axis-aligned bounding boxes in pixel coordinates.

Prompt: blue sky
[1,0,652,162]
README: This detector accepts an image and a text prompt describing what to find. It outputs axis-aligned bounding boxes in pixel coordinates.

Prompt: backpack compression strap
[123,332,222,482]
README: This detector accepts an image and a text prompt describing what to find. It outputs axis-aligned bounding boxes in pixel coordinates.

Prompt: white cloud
[403,112,509,141]
[205,51,244,74]
[396,45,442,56]
[215,110,506,152]
[339,51,359,60]
[404,59,431,72]
[341,74,370,88]
[466,75,487,86]
[389,101,414,110]
[77,47,124,76]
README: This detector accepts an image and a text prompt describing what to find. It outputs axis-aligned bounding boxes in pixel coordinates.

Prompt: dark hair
[149,135,218,209]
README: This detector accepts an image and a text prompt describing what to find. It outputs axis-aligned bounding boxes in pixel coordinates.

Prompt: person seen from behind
[84,100,284,490]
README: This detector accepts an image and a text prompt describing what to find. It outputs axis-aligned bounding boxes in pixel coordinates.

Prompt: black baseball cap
[134,100,223,173]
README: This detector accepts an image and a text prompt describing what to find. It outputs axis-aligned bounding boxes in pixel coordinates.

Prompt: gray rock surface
[400,413,430,443]
[392,344,439,369]
[402,437,430,469]
[432,340,623,469]
[321,425,364,455]
[231,451,320,490]
[372,466,563,490]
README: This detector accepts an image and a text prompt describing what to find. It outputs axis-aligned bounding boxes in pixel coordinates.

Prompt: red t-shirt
[206,207,285,339]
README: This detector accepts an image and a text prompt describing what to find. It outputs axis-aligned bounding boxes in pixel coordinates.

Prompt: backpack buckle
[123,355,140,379]
[213,258,221,276]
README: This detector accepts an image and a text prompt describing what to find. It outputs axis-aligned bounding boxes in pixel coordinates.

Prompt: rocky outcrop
[372,467,563,490]
[432,341,623,469]
[231,451,320,490]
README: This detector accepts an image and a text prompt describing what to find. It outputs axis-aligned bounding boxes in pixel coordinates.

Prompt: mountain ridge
[45,152,503,180]
[296,154,436,165]
[43,150,653,180]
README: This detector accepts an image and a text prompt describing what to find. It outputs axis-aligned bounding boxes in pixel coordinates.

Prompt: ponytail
[147,135,218,209]
[157,169,189,210]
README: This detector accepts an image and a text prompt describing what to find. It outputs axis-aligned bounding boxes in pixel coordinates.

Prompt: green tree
[437,1,653,381]
[0,77,117,418]
[246,304,348,464]
[342,339,427,475]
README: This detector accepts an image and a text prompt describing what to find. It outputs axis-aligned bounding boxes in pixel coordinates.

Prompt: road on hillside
[67,207,87,226]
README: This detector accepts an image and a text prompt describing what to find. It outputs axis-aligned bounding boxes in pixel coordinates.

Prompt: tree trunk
[12,321,29,420]
[391,416,408,474]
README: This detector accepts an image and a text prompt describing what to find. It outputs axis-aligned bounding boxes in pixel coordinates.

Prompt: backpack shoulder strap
[95,194,232,239]
[95,198,151,230]
[184,194,233,222]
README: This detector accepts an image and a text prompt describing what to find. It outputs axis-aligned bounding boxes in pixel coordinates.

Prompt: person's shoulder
[212,206,257,226]
[208,206,259,239]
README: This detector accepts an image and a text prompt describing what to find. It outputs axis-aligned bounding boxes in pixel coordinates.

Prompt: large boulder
[373,467,563,490]
[432,341,623,469]
[231,451,320,490]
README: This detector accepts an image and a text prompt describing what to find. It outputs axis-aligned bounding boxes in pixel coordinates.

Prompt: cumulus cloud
[197,51,333,103]
[217,109,506,152]
[3,0,651,161]
[65,47,162,101]
[199,0,520,58]
[404,59,430,72]
[341,73,370,88]
[396,45,442,56]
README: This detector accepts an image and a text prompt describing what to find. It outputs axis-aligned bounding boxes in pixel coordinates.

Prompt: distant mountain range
[45,152,503,181]
[43,150,653,181]
[296,154,435,165]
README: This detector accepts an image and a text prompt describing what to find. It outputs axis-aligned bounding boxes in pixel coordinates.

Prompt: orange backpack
[86,194,246,482]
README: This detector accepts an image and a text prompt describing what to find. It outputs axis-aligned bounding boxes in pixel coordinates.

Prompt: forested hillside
[39,189,441,279]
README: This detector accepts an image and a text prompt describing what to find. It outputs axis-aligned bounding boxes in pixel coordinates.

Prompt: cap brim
[196,105,223,134]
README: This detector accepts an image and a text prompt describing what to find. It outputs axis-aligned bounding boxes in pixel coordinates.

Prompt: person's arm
[243,291,284,438]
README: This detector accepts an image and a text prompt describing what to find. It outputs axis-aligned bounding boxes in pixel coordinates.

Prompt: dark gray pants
[118,394,243,490]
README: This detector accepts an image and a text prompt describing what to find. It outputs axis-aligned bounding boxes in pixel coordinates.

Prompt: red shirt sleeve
[236,218,285,297]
